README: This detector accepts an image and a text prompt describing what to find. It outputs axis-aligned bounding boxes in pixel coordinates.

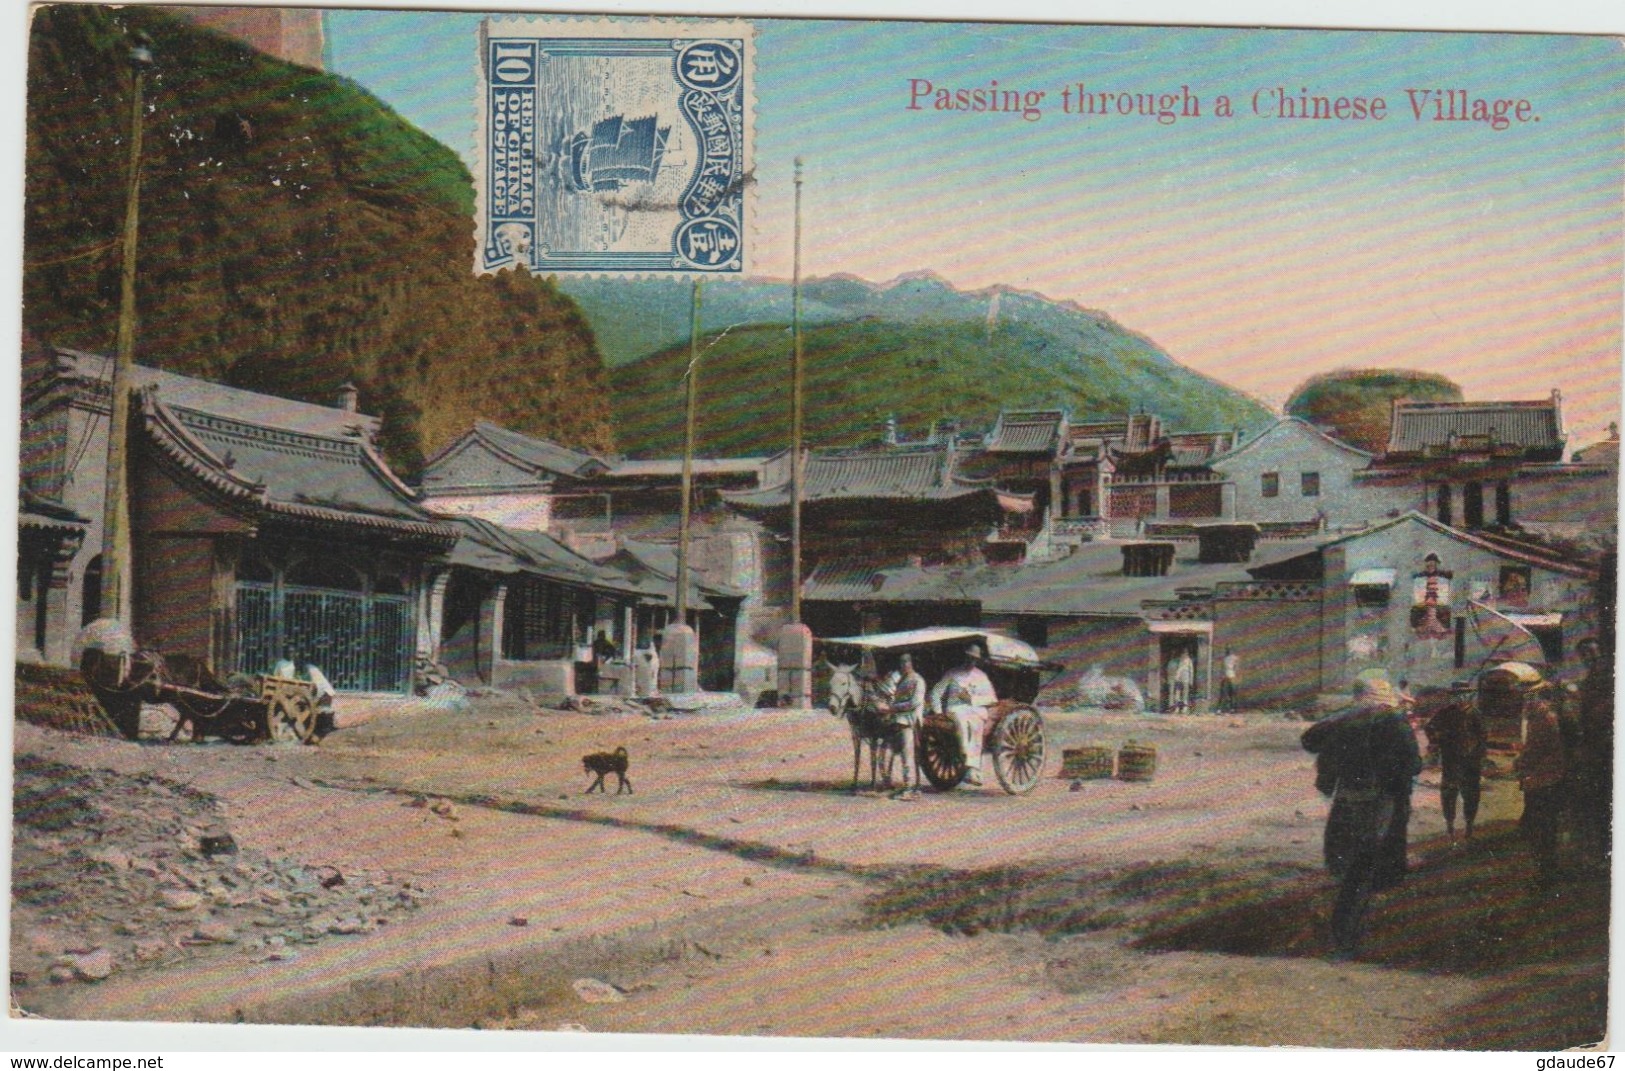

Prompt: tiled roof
[598,457,767,481]
[140,391,457,544]
[802,558,979,603]
[608,539,747,603]
[1386,398,1564,460]
[40,348,379,440]
[722,445,991,509]
[1293,511,1595,580]
[1166,431,1237,468]
[968,540,1321,616]
[469,421,608,478]
[985,410,1066,454]
[448,516,655,597]
[19,489,88,533]
[1068,420,1130,443]
[811,540,1320,617]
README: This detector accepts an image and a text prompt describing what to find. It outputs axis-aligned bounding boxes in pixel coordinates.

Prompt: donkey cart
[80,645,324,745]
[819,627,1061,795]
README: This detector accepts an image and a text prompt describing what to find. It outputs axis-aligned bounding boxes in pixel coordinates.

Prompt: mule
[828,661,902,791]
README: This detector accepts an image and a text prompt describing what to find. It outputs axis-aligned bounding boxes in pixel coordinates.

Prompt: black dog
[582,746,633,795]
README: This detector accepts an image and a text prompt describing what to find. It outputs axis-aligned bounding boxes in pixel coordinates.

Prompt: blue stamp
[477,20,753,276]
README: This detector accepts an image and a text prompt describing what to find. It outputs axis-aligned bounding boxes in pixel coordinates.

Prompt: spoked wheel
[919,721,967,791]
[267,692,316,745]
[991,704,1046,795]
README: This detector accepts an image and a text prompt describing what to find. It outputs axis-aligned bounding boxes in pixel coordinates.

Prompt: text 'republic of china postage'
[476,19,753,277]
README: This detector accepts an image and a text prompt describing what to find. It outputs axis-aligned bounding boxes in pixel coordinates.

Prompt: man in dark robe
[1302,674,1423,958]
[1424,680,1488,843]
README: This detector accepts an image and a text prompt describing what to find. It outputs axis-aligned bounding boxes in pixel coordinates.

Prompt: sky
[322,5,1625,446]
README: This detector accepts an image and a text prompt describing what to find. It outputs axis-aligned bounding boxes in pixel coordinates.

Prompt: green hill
[612,315,1274,458]
[1286,369,1464,453]
[24,5,613,477]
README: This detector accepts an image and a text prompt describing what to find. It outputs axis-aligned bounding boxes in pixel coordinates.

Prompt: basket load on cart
[817,627,1063,795]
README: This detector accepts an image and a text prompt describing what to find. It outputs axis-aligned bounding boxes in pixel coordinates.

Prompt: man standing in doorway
[1218,648,1240,712]
[1170,648,1195,713]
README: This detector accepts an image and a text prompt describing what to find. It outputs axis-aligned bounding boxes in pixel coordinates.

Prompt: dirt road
[9,695,1610,1048]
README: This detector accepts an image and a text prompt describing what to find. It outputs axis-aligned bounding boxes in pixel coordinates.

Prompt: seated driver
[929,644,998,787]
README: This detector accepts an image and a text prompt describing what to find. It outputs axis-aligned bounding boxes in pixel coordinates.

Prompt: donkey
[827,659,901,791]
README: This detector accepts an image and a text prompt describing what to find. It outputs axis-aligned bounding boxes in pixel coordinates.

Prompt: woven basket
[1061,745,1115,780]
[1117,740,1158,782]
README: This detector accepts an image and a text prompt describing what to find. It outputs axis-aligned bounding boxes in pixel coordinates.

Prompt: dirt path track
[10,698,1609,1048]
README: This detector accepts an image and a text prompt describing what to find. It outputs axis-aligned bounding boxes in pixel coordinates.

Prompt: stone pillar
[659,622,698,694]
[1148,634,1165,712]
[424,571,452,664]
[41,554,76,667]
[208,537,239,675]
[777,621,813,708]
[477,582,507,686]
[1154,483,1172,520]
[1219,481,1237,521]
[1198,636,1213,713]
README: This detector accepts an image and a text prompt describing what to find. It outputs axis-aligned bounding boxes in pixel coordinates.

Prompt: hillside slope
[612,315,1273,458]
[24,5,613,476]
[576,271,1272,457]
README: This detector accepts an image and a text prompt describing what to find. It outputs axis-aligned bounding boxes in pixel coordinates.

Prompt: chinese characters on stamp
[476,19,753,277]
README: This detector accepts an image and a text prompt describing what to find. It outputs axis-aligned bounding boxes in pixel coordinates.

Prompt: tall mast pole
[100,37,153,627]
[790,157,805,625]
[676,278,702,628]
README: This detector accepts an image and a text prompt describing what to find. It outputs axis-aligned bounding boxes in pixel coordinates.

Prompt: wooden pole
[790,157,805,624]
[100,41,152,627]
[676,277,701,626]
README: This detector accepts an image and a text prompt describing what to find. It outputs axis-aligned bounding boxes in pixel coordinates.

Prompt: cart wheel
[919,723,967,791]
[267,693,316,745]
[991,705,1046,795]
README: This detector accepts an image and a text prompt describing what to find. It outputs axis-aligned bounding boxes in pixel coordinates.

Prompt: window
[1495,481,1512,527]
[81,554,102,626]
[1261,472,1279,498]
[1301,472,1321,497]
[1497,566,1532,608]
[1463,481,1485,529]
[1353,585,1391,608]
[1436,483,1453,526]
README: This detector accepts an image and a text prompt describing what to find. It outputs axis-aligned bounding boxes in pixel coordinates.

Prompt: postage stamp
[475,18,753,277]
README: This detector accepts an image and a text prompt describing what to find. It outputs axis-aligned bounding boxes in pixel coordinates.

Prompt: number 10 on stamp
[476,19,754,278]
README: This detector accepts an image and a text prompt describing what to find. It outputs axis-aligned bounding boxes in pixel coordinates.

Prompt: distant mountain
[25,5,614,478]
[594,273,1274,457]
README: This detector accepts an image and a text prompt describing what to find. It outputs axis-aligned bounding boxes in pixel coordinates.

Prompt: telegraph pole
[660,279,702,693]
[776,158,812,707]
[676,278,701,625]
[790,156,805,624]
[99,35,153,627]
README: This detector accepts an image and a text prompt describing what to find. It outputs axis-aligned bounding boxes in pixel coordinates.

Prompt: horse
[827,660,902,791]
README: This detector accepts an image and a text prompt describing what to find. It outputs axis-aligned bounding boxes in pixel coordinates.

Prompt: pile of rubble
[10,755,428,995]
[557,693,673,718]
[13,662,121,738]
